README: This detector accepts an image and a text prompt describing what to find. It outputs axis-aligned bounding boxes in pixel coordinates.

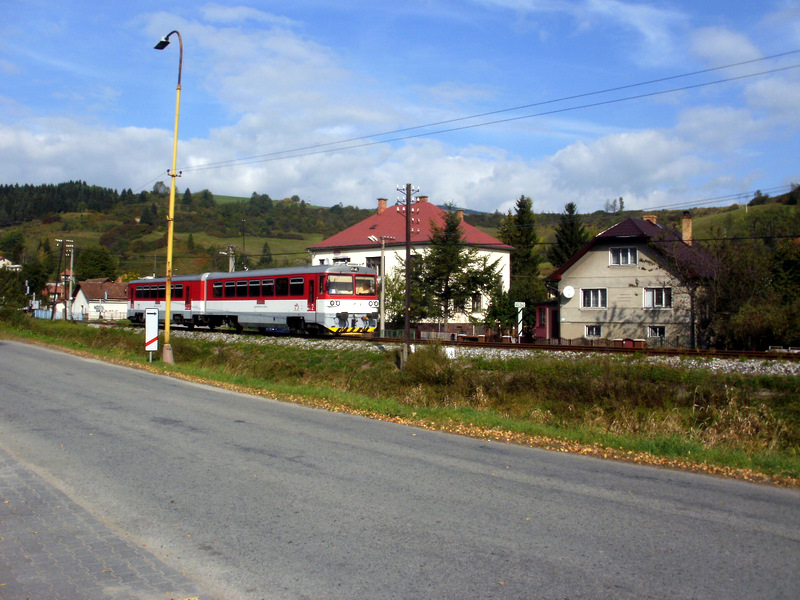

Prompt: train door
[307,276,316,312]
[185,284,192,310]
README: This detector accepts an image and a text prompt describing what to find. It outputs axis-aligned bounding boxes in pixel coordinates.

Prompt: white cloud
[690,26,761,66]
[199,3,297,26]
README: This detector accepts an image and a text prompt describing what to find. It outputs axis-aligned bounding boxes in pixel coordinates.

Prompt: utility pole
[220,246,236,272]
[396,183,419,367]
[51,239,65,320]
[368,234,395,337]
[241,219,246,267]
[65,240,74,320]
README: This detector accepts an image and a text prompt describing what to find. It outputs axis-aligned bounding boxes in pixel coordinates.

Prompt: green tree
[548,202,589,268]
[181,188,193,206]
[498,195,545,305]
[0,231,25,263]
[386,205,500,326]
[152,181,169,196]
[0,269,25,320]
[75,246,117,281]
[21,258,48,299]
[256,241,273,268]
[187,233,195,252]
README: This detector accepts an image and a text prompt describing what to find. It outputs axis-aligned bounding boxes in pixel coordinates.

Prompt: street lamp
[154,30,183,365]
[368,234,395,337]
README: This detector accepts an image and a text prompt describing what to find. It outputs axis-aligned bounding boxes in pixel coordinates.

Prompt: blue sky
[1,0,799,215]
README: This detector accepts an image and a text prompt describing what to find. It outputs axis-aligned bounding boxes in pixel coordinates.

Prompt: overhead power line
[175,50,800,174]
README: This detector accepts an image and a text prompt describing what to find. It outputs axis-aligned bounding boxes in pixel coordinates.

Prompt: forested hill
[0,181,374,237]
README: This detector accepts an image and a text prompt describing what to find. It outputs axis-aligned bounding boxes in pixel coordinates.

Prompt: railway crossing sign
[145,308,159,359]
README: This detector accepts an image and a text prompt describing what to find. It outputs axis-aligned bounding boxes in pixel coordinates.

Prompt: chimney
[456,209,464,222]
[643,215,657,224]
[377,198,387,215]
[417,195,429,203]
[682,211,693,246]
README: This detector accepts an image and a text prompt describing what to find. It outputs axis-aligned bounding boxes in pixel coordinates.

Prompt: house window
[582,288,607,308]
[610,247,638,265]
[538,308,547,327]
[586,325,602,338]
[471,293,482,312]
[644,287,672,308]
[366,256,381,274]
[648,325,666,338]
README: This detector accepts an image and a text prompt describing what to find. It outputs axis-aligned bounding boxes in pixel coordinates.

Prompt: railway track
[121,321,800,362]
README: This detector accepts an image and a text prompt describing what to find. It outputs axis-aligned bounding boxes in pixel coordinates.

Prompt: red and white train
[127,264,379,335]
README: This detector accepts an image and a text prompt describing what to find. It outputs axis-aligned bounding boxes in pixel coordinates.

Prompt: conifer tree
[547,202,589,268]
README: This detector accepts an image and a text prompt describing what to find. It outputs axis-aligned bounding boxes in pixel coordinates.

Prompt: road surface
[0,340,798,599]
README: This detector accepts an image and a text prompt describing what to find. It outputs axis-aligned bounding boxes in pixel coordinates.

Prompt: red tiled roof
[74,278,128,301]
[307,198,512,252]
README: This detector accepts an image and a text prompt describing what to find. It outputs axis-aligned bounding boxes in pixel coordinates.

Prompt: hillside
[0,181,798,280]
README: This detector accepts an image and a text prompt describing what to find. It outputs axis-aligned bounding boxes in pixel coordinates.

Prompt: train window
[326,274,353,295]
[249,280,260,297]
[212,282,223,298]
[237,281,248,298]
[290,277,304,296]
[275,277,289,296]
[262,279,274,297]
[135,286,143,299]
[355,276,376,296]
[158,284,166,299]
[225,281,236,298]
[173,284,183,299]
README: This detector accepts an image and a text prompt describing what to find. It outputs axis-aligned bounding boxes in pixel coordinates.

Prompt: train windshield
[326,275,354,295]
[355,275,376,296]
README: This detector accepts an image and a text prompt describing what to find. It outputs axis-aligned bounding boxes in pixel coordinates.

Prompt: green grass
[2,317,799,485]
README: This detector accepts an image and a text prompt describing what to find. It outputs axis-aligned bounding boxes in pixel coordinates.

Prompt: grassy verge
[2,315,799,486]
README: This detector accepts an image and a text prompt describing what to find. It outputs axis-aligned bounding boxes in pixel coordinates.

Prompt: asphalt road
[0,340,798,599]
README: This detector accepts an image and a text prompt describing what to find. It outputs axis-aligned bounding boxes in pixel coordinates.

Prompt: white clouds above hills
[1,1,798,215]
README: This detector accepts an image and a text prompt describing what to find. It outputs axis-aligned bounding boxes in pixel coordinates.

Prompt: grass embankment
[3,316,799,486]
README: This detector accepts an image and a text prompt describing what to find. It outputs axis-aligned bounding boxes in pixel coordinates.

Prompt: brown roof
[75,278,128,301]
[307,197,512,252]
[548,217,715,281]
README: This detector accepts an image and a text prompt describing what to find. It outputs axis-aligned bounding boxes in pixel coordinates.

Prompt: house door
[551,309,560,339]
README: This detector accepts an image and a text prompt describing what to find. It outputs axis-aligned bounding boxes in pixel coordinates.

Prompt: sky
[1,1,799,216]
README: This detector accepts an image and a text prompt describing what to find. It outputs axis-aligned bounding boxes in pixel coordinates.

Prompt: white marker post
[514,302,525,344]
[145,308,159,362]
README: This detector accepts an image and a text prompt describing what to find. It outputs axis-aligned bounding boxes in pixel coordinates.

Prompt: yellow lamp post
[154,30,183,364]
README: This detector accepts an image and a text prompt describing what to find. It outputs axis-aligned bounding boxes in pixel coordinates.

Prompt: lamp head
[154,36,171,50]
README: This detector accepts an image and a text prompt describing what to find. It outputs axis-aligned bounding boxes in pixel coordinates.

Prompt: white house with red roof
[307,196,512,334]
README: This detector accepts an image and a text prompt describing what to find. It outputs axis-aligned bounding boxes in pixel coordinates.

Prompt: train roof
[128,263,377,285]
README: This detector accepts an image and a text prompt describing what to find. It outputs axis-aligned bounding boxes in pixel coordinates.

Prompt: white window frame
[648,325,666,338]
[586,325,602,338]
[644,287,673,308]
[610,247,638,266]
[581,288,607,309]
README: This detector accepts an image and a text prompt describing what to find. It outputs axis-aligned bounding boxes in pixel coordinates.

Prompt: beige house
[546,214,713,348]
